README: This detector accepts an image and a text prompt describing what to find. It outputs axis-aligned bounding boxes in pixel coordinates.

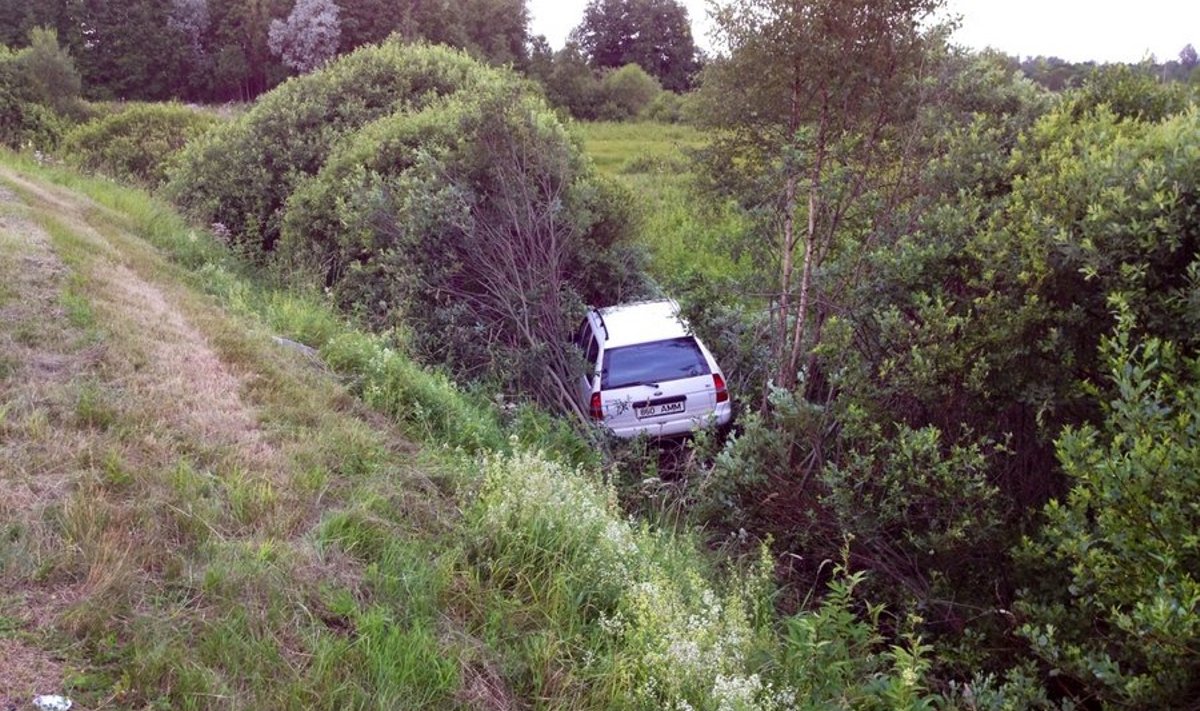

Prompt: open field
[577,122,755,286]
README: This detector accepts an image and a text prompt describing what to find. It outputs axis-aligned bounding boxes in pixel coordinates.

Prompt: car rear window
[601,337,711,389]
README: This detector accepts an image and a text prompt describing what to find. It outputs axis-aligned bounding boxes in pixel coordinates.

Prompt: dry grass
[0,165,461,708]
[96,260,281,471]
[0,199,94,705]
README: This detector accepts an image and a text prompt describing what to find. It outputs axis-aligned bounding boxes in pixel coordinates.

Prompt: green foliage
[1017,302,1200,707]
[530,42,608,120]
[574,0,700,91]
[599,63,662,120]
[320,331,508,453]
[467,448,938,708]
[166,41,495,251]
[821,407,1002,581]
[62,102,218,187]
[1070,62,1192,122]
[277,80,647,408]
[15,26,81,113]
[695,0,952,395]
[0,35,74,149]
[0,87,67,150]
[642,90,690,123]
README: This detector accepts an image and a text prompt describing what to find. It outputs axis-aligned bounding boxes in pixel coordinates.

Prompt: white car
[574,299,732,438]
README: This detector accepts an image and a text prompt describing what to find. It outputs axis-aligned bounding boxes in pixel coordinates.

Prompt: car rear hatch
[597,336,718,432]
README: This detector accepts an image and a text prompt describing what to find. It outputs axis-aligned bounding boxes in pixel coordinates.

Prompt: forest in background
[2,0,1200,708]
[1,0,1197,109]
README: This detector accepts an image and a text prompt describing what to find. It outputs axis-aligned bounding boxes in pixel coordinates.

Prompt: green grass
[578,121,705,177]
[578,121,754,285]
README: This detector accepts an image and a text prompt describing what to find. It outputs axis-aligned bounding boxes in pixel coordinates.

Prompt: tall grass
[578,121,754,286]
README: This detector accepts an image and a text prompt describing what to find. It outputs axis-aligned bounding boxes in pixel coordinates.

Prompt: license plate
[635,400,685,419]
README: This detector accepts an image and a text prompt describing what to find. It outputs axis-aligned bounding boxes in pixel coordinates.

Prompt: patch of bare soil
[0,637,68,710]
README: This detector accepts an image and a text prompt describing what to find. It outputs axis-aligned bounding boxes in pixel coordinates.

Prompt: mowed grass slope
[0,164,469,708]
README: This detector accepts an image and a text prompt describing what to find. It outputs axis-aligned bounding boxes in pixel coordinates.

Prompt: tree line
[0,0,701,107]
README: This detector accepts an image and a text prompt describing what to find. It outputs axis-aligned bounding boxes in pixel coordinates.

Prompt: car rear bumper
[606,402,732,439]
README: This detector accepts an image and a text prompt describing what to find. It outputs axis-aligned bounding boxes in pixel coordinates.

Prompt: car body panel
[574,299,732,438]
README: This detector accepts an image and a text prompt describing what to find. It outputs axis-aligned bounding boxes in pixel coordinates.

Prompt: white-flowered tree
[268,0,341,74]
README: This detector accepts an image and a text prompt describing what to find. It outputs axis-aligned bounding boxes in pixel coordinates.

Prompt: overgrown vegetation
[171,41,647,417]
[62,102,217,187]
[6,0,1200,707]
[0,28,82,149]
[0,154,936,708]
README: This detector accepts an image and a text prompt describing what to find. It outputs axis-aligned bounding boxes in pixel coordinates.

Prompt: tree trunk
[777,171,798,390]
[787,185,818,383]
[773,71,804,396]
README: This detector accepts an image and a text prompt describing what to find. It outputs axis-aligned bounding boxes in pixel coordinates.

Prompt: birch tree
[696,0,948,395]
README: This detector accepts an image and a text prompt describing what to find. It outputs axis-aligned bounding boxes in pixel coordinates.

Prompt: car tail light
[589,392,604,420]
[713,374,729,403]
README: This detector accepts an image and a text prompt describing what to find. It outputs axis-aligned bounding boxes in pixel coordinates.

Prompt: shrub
[642,91,688,123]
[0,91,67,150]
[0,42,69,149]
[535,44,607,120]
[62,103,218,187]
[278,81,646,412]
[1017,300,1200,707]
[165,41,496,251]
[14,27,81,114]
[599,63,662,121]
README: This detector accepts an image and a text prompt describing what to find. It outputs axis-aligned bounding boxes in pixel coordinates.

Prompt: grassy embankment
[577,122,753,286]
[0,154,891,709]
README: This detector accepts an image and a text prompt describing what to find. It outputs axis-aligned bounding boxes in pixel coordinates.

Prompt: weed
[60,287,94,330]
[74,379,114,429]
[224,466,278,530]
[0,355,15,380]
[100,449,132,491]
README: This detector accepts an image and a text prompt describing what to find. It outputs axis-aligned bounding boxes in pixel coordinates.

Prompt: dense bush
[62,103,217,187]
[0,83,67,149]
[684,48,1200,701]
[165,41,497,251]
[0,32,79,149]
[642,90,690,124]
[1017,302,1200,707]
[278,80,647,411]
[598,63,662,120]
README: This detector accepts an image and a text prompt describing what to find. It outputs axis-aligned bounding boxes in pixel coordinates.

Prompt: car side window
[585,336,600,374]
[573,320,590,350]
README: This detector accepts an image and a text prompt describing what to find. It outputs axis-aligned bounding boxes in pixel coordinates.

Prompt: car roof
[595,299,691,348]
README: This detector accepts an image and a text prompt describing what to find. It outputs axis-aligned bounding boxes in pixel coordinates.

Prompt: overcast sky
[527,0,1200,64]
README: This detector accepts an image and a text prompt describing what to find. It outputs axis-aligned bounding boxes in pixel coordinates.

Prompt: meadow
[577,122,755,287]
